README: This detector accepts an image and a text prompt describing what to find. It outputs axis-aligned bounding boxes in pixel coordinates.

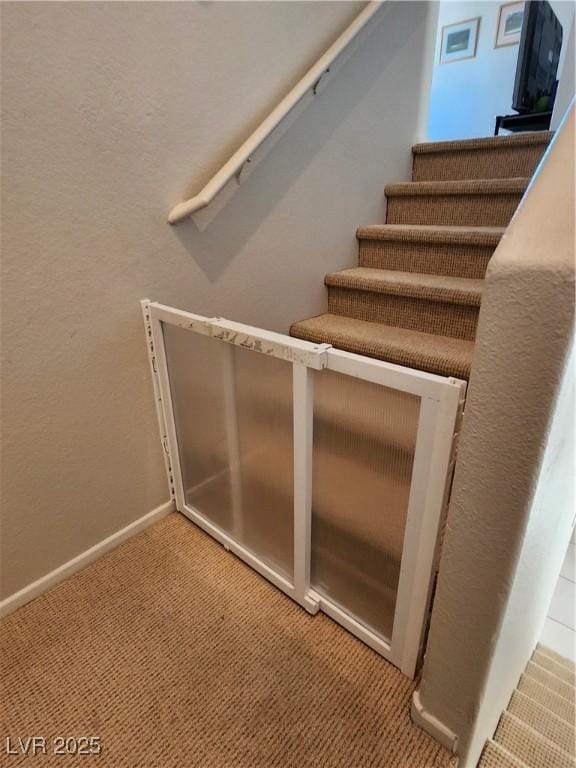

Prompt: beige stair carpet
[518,675,575,723]
[494,712,574,768]
[384,178,528,228]
[536,644,576,672]
[532,649,576,684]
[478,646,576,768]
[325,268,482,340]
[291,312,475,379]
[508,691,575,754]
[0,513,456,768]
[412,132,552,181]
[357,225,504,279]
[291,131,552,380]
[524,660,576,702]
[481,740,537,768]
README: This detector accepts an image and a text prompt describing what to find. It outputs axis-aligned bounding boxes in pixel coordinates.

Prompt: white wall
[0,2,438,601]
[415,106,575,766]
[552,16,575,129]
[428,0,575,140]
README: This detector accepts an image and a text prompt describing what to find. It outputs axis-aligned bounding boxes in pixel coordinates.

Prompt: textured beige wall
[416,107,575,766]
[0,1,436,599]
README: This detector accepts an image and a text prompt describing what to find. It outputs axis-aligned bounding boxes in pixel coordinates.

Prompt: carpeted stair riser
[494,712,575,768]
[357,228,500,279]
[508,690,576,754]
[525,661,576,702]
[537,644,576,672]
[518,675,575,724]
[532,650,576,684]
[479,740,531,768]
[327,288,479,340]
[412,133,551,181]
[386,189,524,227]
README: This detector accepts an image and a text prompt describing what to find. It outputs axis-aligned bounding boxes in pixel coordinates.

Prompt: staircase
[290,132,553,380]
[479,644,576,768]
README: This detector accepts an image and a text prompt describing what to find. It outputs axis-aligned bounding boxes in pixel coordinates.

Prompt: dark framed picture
[440,17,481,64]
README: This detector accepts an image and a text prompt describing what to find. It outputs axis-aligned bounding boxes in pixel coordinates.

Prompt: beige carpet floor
[0,513,454,768]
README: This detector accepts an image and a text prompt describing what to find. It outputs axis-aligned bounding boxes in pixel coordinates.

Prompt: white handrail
[168,1,386,224]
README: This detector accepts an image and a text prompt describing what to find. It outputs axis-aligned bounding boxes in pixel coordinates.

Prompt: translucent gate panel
[311,369,421,640]
[163,324,231,531]
[163,323,294,578]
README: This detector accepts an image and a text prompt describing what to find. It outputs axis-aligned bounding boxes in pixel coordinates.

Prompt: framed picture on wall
[495,2,525,47]
[439,17,481,64]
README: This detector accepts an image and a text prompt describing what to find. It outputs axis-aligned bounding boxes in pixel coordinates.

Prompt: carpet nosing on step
[384,178,529,197]
[356,225,505,245]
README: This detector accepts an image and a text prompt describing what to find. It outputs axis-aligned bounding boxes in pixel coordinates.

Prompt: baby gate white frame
[142,300,466,679]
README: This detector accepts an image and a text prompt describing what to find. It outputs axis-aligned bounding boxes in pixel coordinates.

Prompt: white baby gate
[141,300,466,679]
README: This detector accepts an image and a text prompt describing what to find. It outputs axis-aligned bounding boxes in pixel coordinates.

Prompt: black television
[512,1,563,114]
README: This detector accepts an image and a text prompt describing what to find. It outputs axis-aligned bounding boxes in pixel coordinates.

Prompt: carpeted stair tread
[290,313,474,379]
[412,132,553,155]
[356,223,505,244]
[532,650,576,684]
[494,711,575,768]
[537,644,576,673]
[384,178,528,227]
[479,740,531,768]
[385,177,529,197]
[325,270,481,339]
[525,661,576,702]
[412,133,552,181]
[518,675,575,724]
[356,225,502,279]
[325,268,483,306]
[508,690,575,754]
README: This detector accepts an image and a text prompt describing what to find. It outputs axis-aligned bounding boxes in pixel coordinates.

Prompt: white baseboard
[411,690,459,753]
[0,499,175,618]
